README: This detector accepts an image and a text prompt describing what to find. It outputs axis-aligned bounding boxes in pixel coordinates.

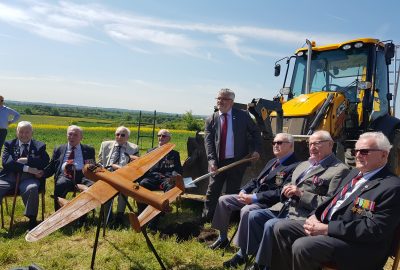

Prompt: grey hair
[158,129,171,137]
[359,132,392,152]
[116,126,130,136]
[218,88,235,100]
[275,133,294,144]
[67,125,83,135]
[17,121,33,132]
[311,130,333,141]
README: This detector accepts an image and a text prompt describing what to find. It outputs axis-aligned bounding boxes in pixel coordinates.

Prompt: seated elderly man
[272,132,400,270]
[223,130,350,269]
[44,125,96,211]
[209,133,299,250]
[0,121,49,230]
[138,129,182,230]
[98,126,139,225]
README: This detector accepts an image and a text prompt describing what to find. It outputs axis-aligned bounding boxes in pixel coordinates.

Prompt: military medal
[275,171,286,186]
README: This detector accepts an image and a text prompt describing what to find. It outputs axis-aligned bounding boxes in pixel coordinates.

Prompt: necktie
[20,143,29,158]
[271,159,280,171]
[320,173,363,222]
[112,145,121,164]
[219,113,228,160]
[65,146,76,179]
[260,160,280,184]
[296,162,318,184]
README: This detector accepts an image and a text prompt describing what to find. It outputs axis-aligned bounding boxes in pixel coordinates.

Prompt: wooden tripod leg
[142,226,166,270]
[222,223,239,257]
[91,204,104,270]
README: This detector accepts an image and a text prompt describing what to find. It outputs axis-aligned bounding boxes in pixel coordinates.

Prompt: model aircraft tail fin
[130,175,185,231]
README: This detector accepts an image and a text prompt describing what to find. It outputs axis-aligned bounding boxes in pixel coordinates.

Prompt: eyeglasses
[307,140,330,147]
[351,149,382,156]
[158,134,169,138]
[216,97,232,101]
[115,133,126,137]
[272,141,290,146]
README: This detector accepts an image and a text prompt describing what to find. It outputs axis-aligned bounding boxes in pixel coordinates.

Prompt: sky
[0,0,399,116]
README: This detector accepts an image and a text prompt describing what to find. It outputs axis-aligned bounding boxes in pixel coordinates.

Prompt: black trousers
[0,128,7,154]
[202,159,247,221]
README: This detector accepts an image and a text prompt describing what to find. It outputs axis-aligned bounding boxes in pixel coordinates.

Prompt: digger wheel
[389,129,400,176]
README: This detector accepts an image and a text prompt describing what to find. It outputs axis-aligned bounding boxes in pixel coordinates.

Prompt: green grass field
[0,115,397,270]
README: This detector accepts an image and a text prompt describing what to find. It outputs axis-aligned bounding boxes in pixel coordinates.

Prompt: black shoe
[223,254,246,268]
[209,238,229,250]
[28,217,37,231]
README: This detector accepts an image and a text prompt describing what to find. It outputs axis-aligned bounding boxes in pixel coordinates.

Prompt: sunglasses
[351,149,382,156]
[272,141,290,146]
[158,134,169,138]
[115,133,126,137]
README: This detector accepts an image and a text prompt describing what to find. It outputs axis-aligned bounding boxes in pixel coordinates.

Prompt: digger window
[370,50,389,121]
[291,47,369,101]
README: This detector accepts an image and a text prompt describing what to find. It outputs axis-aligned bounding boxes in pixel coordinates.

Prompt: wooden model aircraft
[26,142,185,242]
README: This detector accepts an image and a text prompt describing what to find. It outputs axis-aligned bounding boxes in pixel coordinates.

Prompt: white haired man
[0,121,49,230]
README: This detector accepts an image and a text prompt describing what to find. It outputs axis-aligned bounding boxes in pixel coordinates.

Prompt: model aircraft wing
[26,143,176,242]
[26,180,117,242]
[129,175,185,232]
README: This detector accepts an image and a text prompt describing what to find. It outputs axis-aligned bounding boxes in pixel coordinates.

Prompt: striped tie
[320,173,363,222]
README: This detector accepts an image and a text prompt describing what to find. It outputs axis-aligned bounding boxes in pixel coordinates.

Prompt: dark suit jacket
[0,138,50,177]
[44,143,95,180]
[241,153,299,206]
[315,167,400,270]
[204,108,262,166]
[146,148,183,177]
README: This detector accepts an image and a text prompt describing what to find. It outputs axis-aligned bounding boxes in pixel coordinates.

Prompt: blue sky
[0,0,399,115]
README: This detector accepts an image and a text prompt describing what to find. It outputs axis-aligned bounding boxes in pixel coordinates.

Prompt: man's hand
[111,164,121,170]
[282,184,303,198]
[238,192,253,205]
[251,151,260,160]
[27,167,41,175]
[209,164,218,173]
[129,155,139,162]
[17,157,28,164]
[303,215,328,236]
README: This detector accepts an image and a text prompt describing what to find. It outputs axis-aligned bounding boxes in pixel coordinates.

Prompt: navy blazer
[44,143,95,180]
[241,153,299,205]
[204,108,262,166]
[146,148,183,176]
[0,138,50,177]
[315,167,400,270]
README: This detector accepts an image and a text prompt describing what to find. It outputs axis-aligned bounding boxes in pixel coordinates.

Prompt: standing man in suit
[0,95,20,153]
[202,88,262,222]
[209,133,299,250]
[223,130,350,269]
[44,125,96,211]
[272,132,400,270]
[98,126,139,225]
[0,121,49,230]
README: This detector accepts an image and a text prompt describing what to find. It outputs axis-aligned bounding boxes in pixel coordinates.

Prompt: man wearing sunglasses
[227,130,349,269]
[273,132,400,270]
[137,129,182,230]
[0,95,20,153]
[203,88,262,223]
[98,126,139,226]
[210,133,299,251]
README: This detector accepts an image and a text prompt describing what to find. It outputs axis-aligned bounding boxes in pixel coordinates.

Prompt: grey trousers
[0,173,40,217]
[212,194,265,240]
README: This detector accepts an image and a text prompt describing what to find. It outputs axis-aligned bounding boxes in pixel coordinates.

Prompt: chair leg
[1,199,4,228]
[41,191,45,221]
